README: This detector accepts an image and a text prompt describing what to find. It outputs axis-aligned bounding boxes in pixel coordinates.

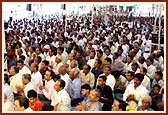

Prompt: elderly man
[136,95,153,111]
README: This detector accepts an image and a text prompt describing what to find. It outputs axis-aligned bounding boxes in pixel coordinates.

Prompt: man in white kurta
[123,73,149,108]
[51,79,71,111]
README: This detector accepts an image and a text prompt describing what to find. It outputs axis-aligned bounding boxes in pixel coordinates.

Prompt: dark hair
[12,66,19,73]
[99,75,107,82]
[103,65,111,71]
[46,69,57,80]
[111,70,121,79]
[153,84,161,90]
[31,63,39,70]
[127,71,135,77]
[134,73,144,82]
[127,54,134,60]
[57,79,66,89]
[96,59,102,66]
[96,49,103,55]
[27,90,37,98]
[118,100,128,111]
[114,52,119,58]
[14,96,29,109]
[155,70,163,77]
[22,74,31,82]
[42,60,49,66]
[19,55,26,61]
[4,74,9,84]
[17,59,24,65]
[36,56,42,63]
[141,67,147,73]
[83,64,91,71]
[105,57,112,64]
[146,57,154,64]
[131,62,138,67]
[57,46,64,52]
[81,84,91,92]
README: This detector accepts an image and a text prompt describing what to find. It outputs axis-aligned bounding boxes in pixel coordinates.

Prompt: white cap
[43,45,50,49]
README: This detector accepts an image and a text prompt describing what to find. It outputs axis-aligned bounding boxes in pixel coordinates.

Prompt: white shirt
[123,83,149,107]
[3,100,14,111]
[46,55,56,67]
[42,79,55,100]
[31,71,43,93]
[51,89,71,111]
[24,82,36,98]
[24,107,33,112]
[123,62,133,73]
[4,83,14,102]
[10,73,24,93]
[19,66,31,75]
[146,65,156,80]
[141,75,151,91]
[60,73,71,90]
[87,58,96,69]
[53,62,63,75]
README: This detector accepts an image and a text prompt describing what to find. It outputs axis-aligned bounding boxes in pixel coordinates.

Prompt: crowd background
[3,5,165,112]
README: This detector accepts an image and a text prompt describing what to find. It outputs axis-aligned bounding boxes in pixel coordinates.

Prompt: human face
[103,67,111,76]
[68,53,74,60]
[30,63,35,72]
[126,73,133,82]
[83,65,89,74]
[134,77,141,88]
[97,78,105,87]
[88,90,98,102]
[112,101,120,111]
[28,97,37,104]
[142,99,150,110]
[139,68,144,75]
[44,71,51,81]
[69,70,75,80]
[35,48,41,55]
[40,62,46,70]
[105,49,110,56]
[81,89,88,96]
[17,63,23,70]
[54,81,61,92]
[22,76,28,85]
[9,66,16,76]
[155,73,161,81]
[89,52,95,59]
[146,59,152,66]
[93,60,99,68]
[97,52,102,58]
[13,100,24,111]
[127,56,132,63]
[153,86,160,95]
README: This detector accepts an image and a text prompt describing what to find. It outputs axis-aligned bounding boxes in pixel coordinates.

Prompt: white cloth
[60,73,71,90]
[19,66,31,75]
[41,79,55,100]
[51,89,71,111]
[141,75,151,91]
[146,65,156,80]
[3,100,14,111]
[10,73,24,93]
[87,58,96,69]
[4,83,14,102]
[53,62,63,75]
[24,82,36,98]
[123,84,149,107]
[31,71,43,93]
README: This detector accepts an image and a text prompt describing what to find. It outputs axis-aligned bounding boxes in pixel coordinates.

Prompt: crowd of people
[3,9,165,112]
